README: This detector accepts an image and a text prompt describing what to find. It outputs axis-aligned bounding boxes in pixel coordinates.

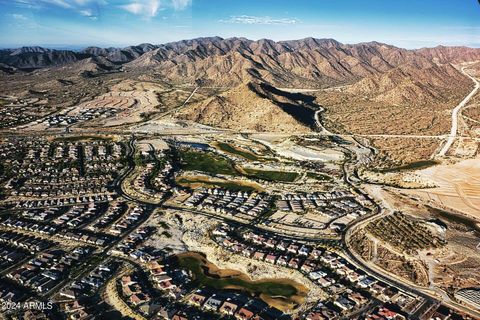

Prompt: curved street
[340,148,480,319]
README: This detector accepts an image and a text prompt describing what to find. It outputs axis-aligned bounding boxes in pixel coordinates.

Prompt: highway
[8,120,480,144]
[438,66,480,156]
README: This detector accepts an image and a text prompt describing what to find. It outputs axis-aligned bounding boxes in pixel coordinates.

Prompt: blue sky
[1,0,479,49]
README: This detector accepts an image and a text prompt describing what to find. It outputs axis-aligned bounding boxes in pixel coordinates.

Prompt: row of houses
[12,194,113,209]
[276,192,364,218]
[59,300,92,320]
[213,225,415,318]
[110,225,158,262]
[21,206,68,222]
[52,202,108,228]
[45,107,118,127]
[60,260,119,300]
[183,188,271,218]
[145,260,187,300]
[0,230,52,253]
[58,229,110,247]
[107,205,146,236]
[0,99,46,128]
[187,289,286,320]
[120,274,153,309]
[0,282,27,306]
[85,201,127,233]
[118,269,191,319]
[131,159,173,200]
[0,243,29,270]
[1,217,58,236]
[1,139,123,209]
[7,247,92,296]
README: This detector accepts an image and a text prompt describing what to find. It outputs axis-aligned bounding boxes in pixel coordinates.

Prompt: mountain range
[2,37,480,85]
[1,37,479,133]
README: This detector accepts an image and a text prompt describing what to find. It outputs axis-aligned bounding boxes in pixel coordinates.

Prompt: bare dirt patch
[406,158,480,221]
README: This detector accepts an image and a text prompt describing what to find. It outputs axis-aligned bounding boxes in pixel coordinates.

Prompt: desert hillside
[345,62,472,105]
[1,37,479,137]
[177,82,317,133]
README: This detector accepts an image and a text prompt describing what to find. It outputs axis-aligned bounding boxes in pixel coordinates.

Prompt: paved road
[338,146,437,315]
[438,66,480,156]
[3,90,480,317]
[314,108,333,135]
[342,186,480,319]
[113,136,137,202]
[337,137,480,319]
[8,122,480,143]
[182,86,199,107]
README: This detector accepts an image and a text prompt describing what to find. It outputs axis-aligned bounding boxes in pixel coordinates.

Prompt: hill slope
[124,37,480,89]
[345,62,471,105]
[0,47,89,69]
[178,82,317,133]
[2,38,480,136]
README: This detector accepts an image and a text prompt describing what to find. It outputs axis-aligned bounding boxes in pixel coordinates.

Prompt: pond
[175,252,308,312]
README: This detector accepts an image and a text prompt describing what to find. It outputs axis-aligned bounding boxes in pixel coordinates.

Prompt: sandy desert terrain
[407,158,480,221]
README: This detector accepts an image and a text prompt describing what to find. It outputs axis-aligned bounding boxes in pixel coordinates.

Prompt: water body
[176,141,210,150]
[175,252,308,312]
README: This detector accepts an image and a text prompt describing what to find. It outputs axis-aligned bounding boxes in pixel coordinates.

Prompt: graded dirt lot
[93,90,157,127]
[407,158,480,221]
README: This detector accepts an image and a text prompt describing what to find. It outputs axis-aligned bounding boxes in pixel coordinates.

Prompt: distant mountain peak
[11,46,52,55]
[1,37,479,86]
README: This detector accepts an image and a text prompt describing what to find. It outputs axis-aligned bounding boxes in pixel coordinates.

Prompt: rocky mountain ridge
[1,37,478,110]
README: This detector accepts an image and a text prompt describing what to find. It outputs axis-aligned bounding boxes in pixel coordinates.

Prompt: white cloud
[171,0,191,11]
[43,0,107,7]
[80,8,92,16]
[42,0,74,8]
[12,0,40,8]
[74,0,95,4]
[121,3,143,15]
[120,0,191,18]
[8,13,39,29]
[13,0,106,13]
[13,0,72,8]
[11,13,28,20]
[220,15,301,25]
[79,8,98,19]
[121,0,161,18]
